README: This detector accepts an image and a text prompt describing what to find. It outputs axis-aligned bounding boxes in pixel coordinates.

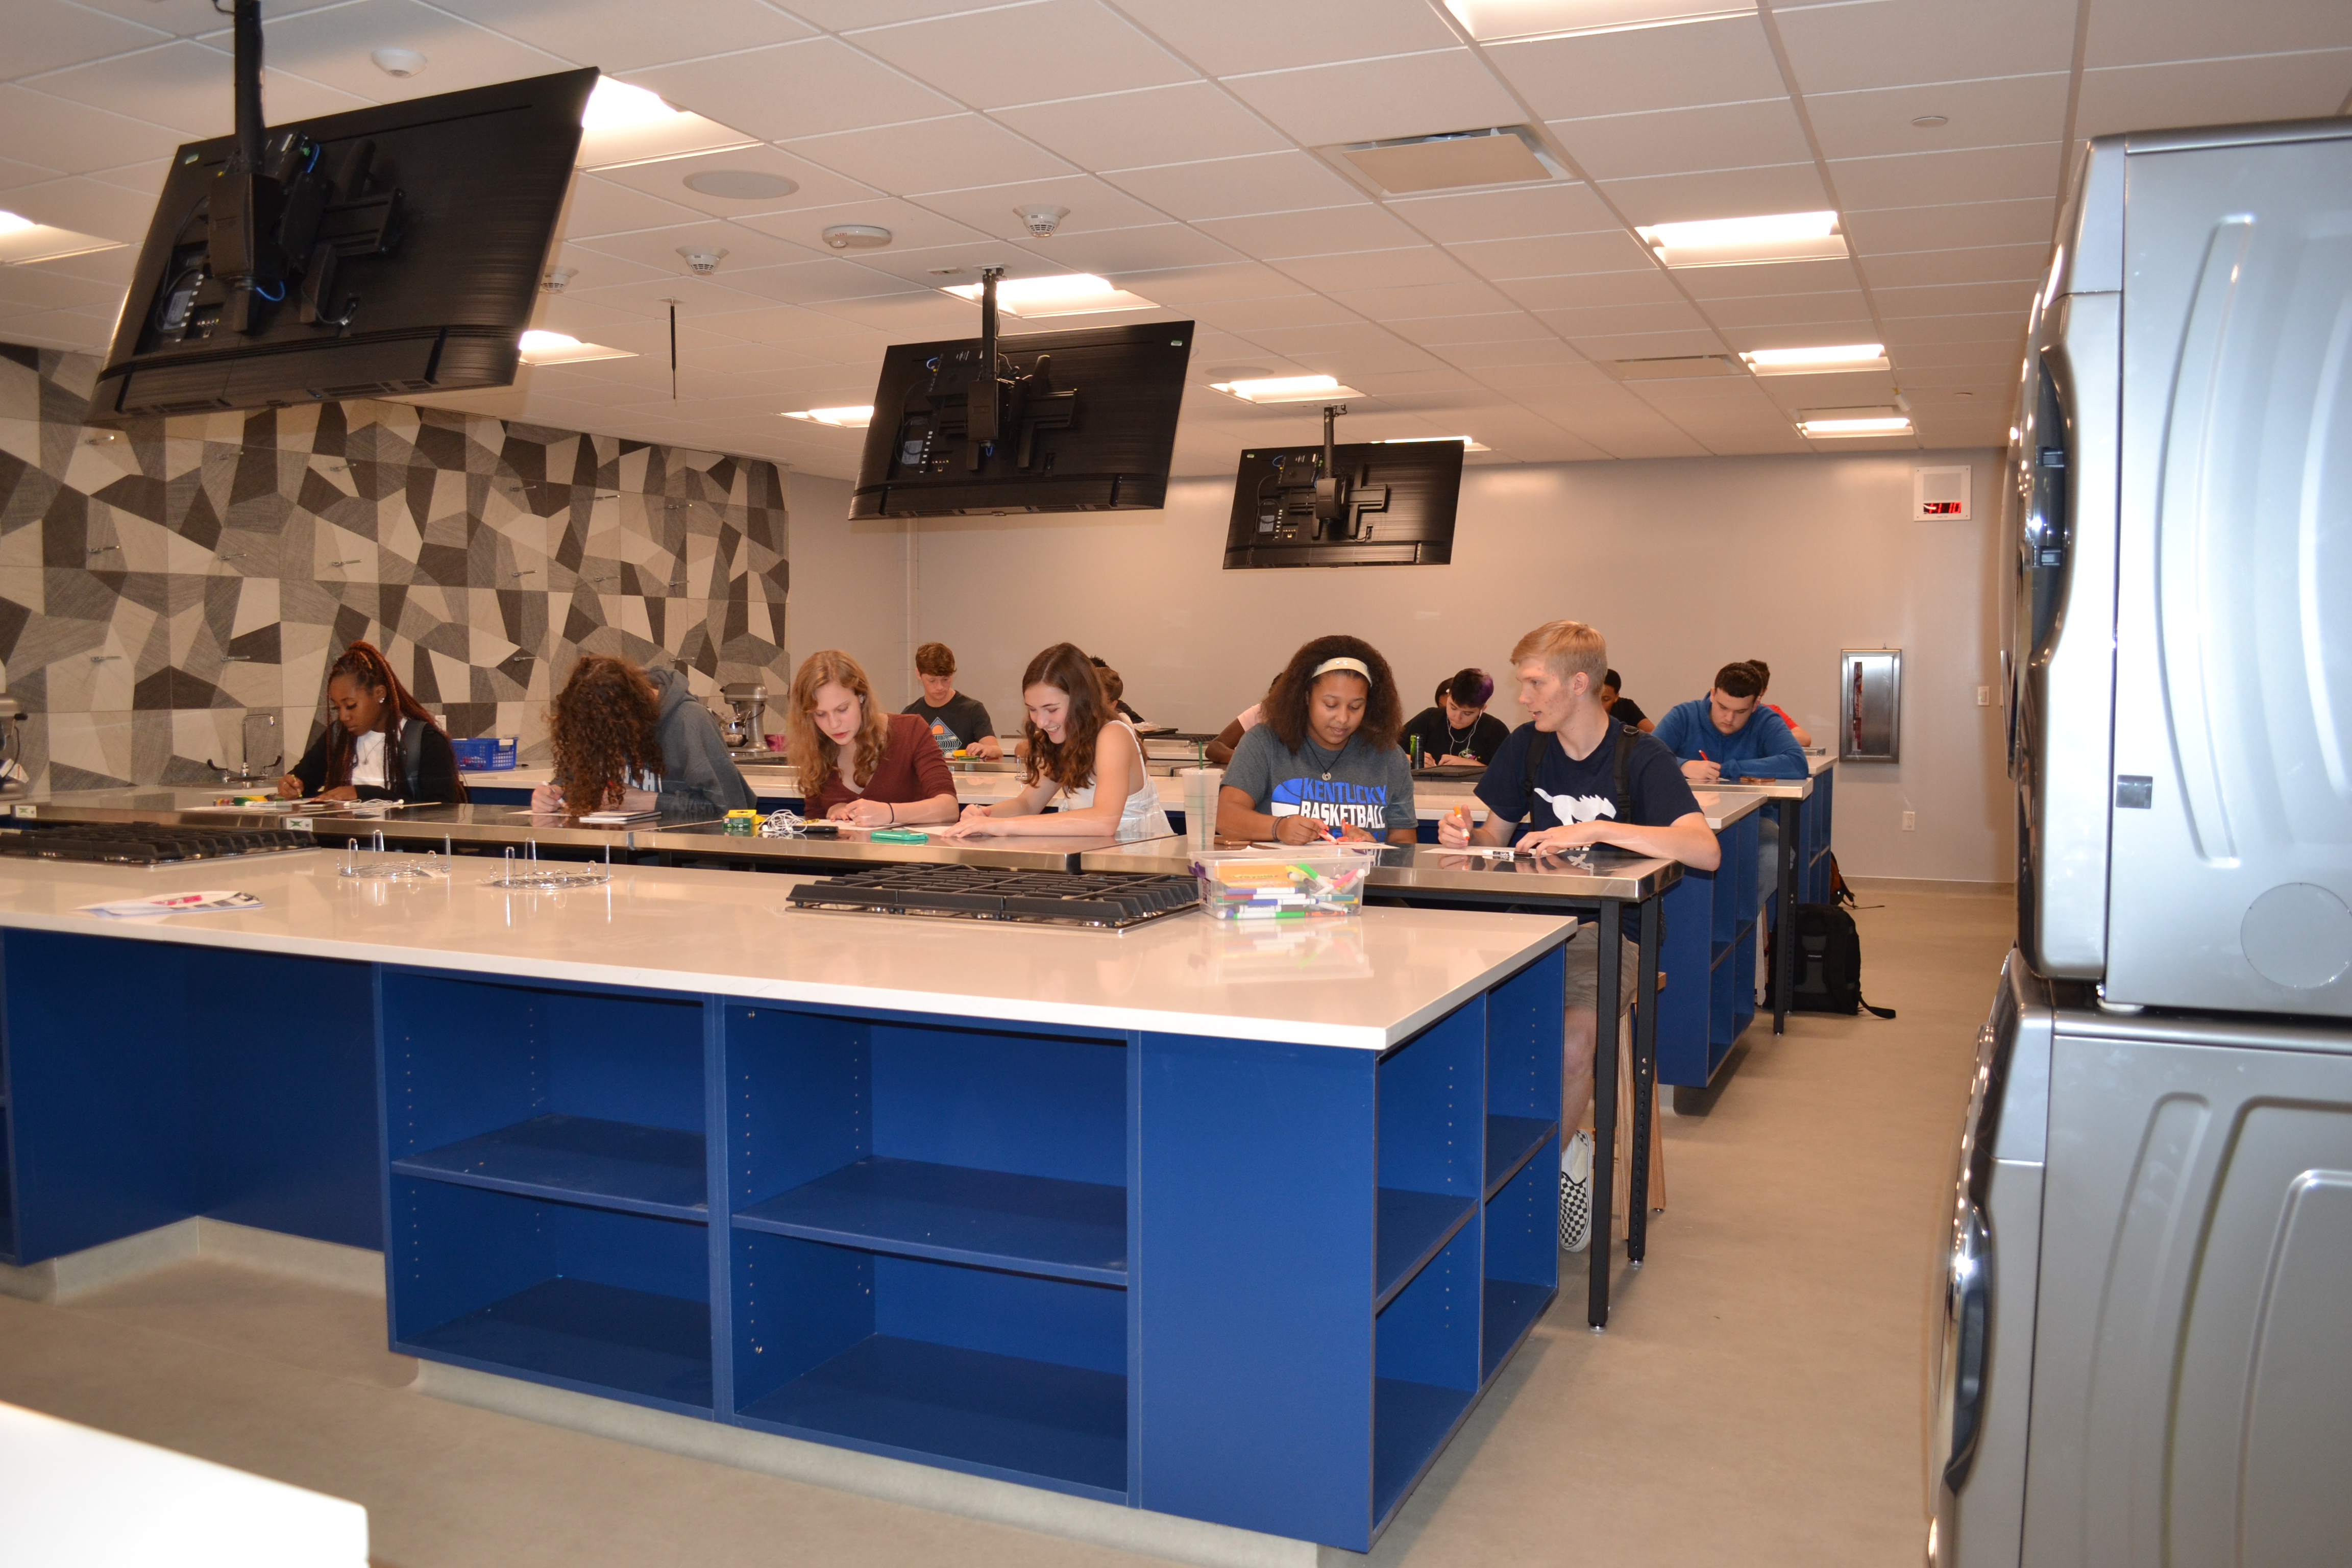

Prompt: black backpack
[1768,902,1896,1018]
[1518,721,1639,830]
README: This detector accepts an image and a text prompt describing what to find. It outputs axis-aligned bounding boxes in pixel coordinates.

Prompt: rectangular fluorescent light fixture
[1637,210,1847,268]
[1446,0,1752,41]
[1798,412,1912,437]
[1209,374,1365,404]
[0,210,125,264]
[1741,342,1888,375]
[1377,435,1490,452]
[941,273,1156,317]
[577,78,757,172]
[782,406,873,428]
[517,330,635,365]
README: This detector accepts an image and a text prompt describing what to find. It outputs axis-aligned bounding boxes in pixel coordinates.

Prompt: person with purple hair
[1400,667,1509,766]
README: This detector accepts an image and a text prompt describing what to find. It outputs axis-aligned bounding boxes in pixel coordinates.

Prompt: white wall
[785,469,917,712]
[789,450,2012,884]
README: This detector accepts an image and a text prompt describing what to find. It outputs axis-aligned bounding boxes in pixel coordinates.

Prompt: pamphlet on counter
[79,890,264,919]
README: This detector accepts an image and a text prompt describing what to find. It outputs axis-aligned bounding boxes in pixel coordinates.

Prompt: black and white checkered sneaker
[1558,1128,1593,1253]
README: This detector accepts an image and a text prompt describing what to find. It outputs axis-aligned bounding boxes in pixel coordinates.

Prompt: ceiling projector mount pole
[212,0,280,333]
[1314,401,1349,524]
[969,265,1005,452]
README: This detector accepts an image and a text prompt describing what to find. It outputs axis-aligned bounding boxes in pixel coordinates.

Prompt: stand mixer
[716,682,770,757]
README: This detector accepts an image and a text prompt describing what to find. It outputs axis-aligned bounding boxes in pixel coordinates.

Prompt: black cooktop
[0,821,314,866]
[788,865,1199,929]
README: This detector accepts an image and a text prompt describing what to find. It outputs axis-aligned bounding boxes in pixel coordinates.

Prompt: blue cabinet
[1656,808,1762,1087]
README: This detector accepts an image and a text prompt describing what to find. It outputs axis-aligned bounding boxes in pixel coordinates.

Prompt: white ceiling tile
[558,272,775,316]
[1103,151,1367,221]
[563,175,715,240]
[1467,360,1610,391]
[457,0,815,70]
[1485,15,1788,119]
[2084,0,2352,69]
[1864,241,2046,287]
[1106,0,1462,77]
[0,308,114,351]
[1193,293,1365,331]
[1,1,172,82]
[568,218,824,278]
[996,82,1286,170]
[1493,269,1685,314]
[0,154,67,187]
[1559,327,1728,358]
[721,256,929,306]
[849,0,1194,108]
[1386,310,1546,345]
[1744,367,1899,406]
[1463,232,1661,284]
[1775,0,2076,93]
[1700,290,1875,329]
[0,172,152,240]
[1596,162,1830,226]
[733,197,991,256]
[1551,100,1811,182]
[84,157,170,198]
[1009,222,1242,274]
[1889,339,2029,368]
[1236,320,1441,374]
[1896,361,2017,387]
[1115,261,1317,303]
[232,0,572,103]
[1672,256,1859,298]
[1829,141,2061,212]
[0,85,187,175]
[695,300,901,341]
[1430,336,1586,369]
[545,241,681,293]
[70,0,348,36]
[1881,310,2030,345]
[912,174,1172,238]
[1192,204,1419,259]
[626,39,957,142]
[32,42,369,137]
[1805,74,2070,161]
[783,0,1041,31]
[1221,50,1525,148]
[1272,246,1472,291]
[805,291,995,333]
[594,145,881,218]
[2075,51,2352,140]
[0,262,125,313]
[1385,182,1616,244]
[1327,279,1515,318]
[1876,281,2036,321]
[1533,300,1710,337]
[1842,196,2055,257]
[789,114,1076,194]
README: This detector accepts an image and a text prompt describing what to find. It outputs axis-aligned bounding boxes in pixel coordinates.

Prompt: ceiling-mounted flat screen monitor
[1222,438,1464,568]
[89,67,596,421]
[849,322,1193,518]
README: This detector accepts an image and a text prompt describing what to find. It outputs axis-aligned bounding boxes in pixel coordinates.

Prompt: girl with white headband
[1216,635,1417,846]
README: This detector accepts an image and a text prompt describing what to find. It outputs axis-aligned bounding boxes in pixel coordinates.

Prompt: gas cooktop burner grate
[788,864,1199,929]
[0,821,313,867]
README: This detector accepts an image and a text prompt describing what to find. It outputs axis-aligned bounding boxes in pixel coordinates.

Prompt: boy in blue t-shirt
[1440,620,1719,1253]
[1652,662,1807,782]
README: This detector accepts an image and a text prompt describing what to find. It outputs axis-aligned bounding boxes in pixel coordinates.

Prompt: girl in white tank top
[936,643,1173,843]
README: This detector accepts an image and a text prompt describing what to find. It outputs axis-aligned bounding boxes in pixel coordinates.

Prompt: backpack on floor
[1768,902,1896,1019]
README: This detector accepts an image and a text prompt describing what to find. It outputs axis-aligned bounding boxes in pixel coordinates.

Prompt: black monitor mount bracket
[1309,402,1390,539]
[898,267,1078,474]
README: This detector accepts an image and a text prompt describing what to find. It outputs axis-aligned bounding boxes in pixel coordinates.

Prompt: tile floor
[0,888,2010,1567]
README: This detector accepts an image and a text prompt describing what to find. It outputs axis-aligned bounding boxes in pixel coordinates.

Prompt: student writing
[939,643,1172,841]
[280,641,462,803]
[1217,635,1417,847]
[529,655,753,815]
[786,649,959,826]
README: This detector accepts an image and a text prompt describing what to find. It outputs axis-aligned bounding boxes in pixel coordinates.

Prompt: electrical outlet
[1976,685,1992,706]
[1902,811,1917,831]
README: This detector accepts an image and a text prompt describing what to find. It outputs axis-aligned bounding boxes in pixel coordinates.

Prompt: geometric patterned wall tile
[0,341,790,792]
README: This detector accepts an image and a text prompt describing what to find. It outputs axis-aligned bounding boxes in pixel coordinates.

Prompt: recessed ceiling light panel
[1638,210,1848,267]
[1377,435,1490,451]
[1445,0,1753,42]
[782,406,874,428]
[683,169,799,201]
[577,78,758,172]
[517,330,635,365]
[1740,342,1888,375]
[1209,374,1366,404]
[942,273,1156,317]
[1797,406,1912,437]
[0,211,125,263]
[1327,125,1565,195]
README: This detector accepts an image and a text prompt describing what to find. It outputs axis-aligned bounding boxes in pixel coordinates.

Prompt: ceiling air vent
[1324,126,1566,195]
[1608,355,1743,380]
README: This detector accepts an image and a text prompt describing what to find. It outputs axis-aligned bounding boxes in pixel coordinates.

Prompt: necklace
[1301,735,1341,781]
[1446,717,1476,754]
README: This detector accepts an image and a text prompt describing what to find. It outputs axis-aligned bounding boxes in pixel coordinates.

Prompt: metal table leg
[1772,794,1800,1034]
[1588,897,1621,1330]
[1627,893,1661,1266]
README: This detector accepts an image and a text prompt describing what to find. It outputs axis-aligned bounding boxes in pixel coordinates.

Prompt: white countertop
[0,853,1572,1051]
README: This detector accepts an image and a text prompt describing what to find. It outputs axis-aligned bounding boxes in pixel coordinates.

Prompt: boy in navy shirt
[1440,619,1718,1251]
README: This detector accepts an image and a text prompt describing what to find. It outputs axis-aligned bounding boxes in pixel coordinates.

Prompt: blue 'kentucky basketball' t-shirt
[1224,723,1416,834]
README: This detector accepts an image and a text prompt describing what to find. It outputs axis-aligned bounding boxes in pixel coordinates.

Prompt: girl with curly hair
[279,641,462,803]
[785,649,958,826]
[1215,634,1417,846]
[530,654,753,816]
[938,642,1170,841]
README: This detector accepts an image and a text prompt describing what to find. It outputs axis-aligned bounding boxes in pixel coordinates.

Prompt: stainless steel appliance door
[1930,950,2051,1568]
[2106,128,2352,1015]
[2021,1013,2352,1568]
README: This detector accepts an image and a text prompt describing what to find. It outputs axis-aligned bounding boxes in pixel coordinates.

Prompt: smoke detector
[1016,204,1069,238]
[370,47,426,78]
[677,247,728,276]
[541,265,576,294]
[820,224,892,251]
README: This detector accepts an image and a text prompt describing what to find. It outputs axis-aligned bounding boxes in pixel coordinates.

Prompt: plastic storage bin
[451,737,519,770]
[1192,846,1378,920]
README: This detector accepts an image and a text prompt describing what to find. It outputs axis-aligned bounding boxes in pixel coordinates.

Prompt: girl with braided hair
[279,641,463,803]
